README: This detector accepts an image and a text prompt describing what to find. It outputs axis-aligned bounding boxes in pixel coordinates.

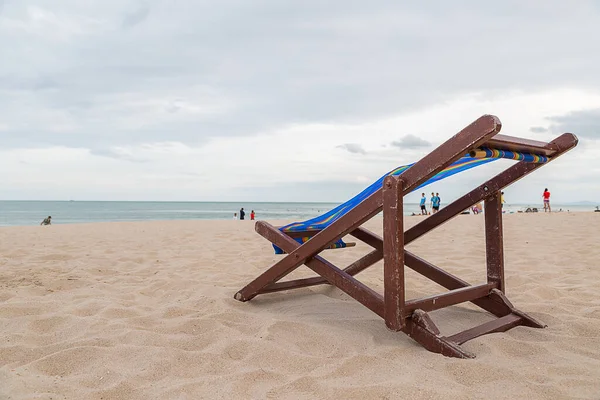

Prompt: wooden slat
[404,283,496,314]
[445,314,522,345]
[259,276,325,294]
[280,229,321,238]
[404,252,512,317]
[258,249,382,294]
[484,134,557,156]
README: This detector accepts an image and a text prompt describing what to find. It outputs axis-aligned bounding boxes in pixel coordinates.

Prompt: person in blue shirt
[419,193,427,215]
[430,192,436,213]
[432,192,441,213]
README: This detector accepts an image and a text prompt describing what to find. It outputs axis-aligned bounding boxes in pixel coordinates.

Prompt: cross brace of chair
[234,115,578,358]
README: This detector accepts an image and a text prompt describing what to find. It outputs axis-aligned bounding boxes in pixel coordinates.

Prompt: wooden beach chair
[234,115,578,358]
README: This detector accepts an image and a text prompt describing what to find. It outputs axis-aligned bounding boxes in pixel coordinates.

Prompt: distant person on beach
[431,192,441,213]
[501,192,505,208]
[250,210,255,220]
[543,188,551,212]
[430,192,436,213]
[419,193,427,215]
[239,208,245,220]
[233,213,237,220]
[40,216,52,225]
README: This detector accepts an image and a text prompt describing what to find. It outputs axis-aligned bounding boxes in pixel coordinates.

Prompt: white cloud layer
[1,1,600,204]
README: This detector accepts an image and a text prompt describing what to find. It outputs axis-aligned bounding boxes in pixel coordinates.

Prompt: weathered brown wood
[485,134,557,156]
[484,191,505,292]
[281,229,320,239]
[404,283,497,314]
[248,221,385,318]
[403,310,475,358]
[344,249,383,276]
[349,226,383,248]
[383,176,405,331]
[258,249,382,294]
[404,252,512,317]
[274,229,356,250]
[488,289,546,328]
[445,313,522,345]
[259,276,330,294]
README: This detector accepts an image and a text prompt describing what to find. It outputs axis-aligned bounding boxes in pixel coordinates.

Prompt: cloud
[90,148,150,163]
[2,0,600,153]
[391,134,431,149]
[122,2,151,29]
[1,1,600,204]
[530,126,548,133]
[336,143,366,154]
[544,108,600,139]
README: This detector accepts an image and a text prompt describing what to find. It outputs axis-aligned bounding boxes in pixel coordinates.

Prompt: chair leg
[403,310,475,359]
[484,191,505,292]
[383,175,406,331]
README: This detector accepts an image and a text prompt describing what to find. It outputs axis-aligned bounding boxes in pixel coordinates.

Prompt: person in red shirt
[250,210,255,220]
[542,188,551,212]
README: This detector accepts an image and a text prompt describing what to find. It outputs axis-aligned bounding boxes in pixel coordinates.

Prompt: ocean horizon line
[1,199,598,206]
[0,200,341,205]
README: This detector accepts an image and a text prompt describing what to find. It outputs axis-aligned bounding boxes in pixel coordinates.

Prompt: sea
[0,201,597,227]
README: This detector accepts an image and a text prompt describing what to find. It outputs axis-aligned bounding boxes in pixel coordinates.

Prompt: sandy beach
[1,212,599,399]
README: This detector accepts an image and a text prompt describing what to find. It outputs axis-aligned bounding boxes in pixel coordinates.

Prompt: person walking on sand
[239,207,246,220]
[419,193,427,215]
[40,216,52,225]
[542,188,551,212]
[250,210,255,220]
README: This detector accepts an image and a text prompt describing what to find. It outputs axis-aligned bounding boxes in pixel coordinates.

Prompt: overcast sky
[1,0,599,204]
